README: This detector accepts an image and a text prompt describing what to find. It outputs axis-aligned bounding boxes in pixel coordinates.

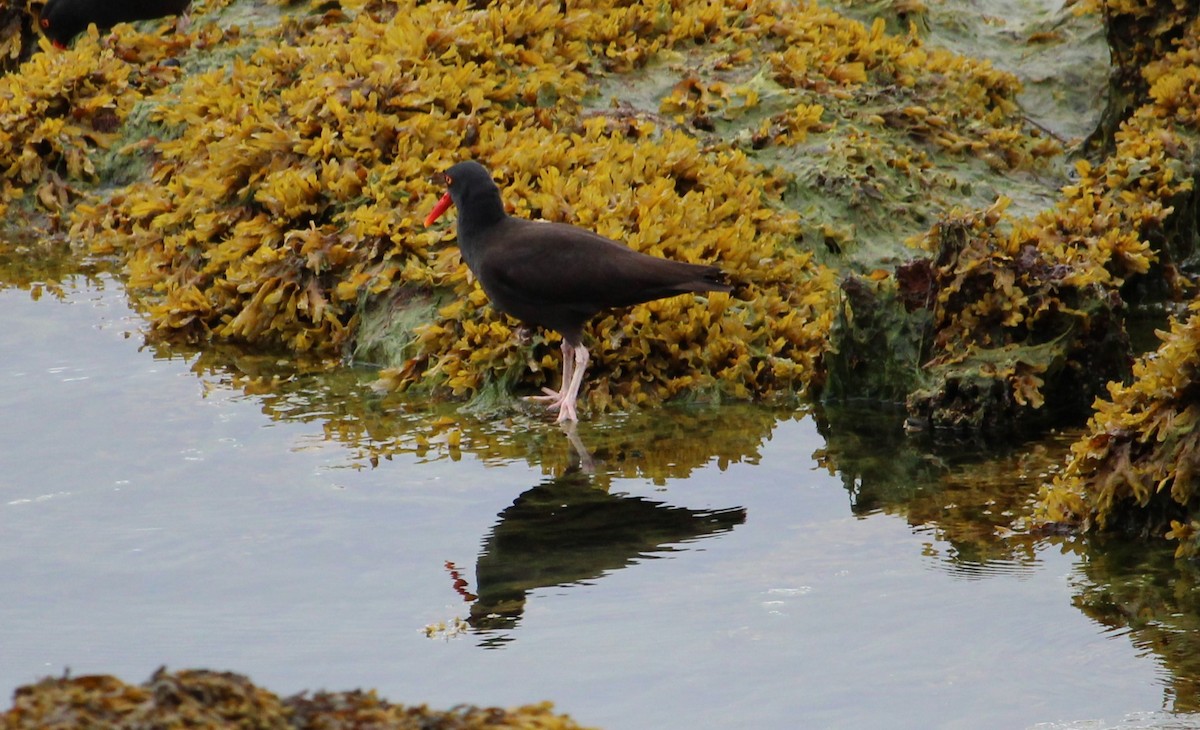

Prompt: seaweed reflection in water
[462,424,746,648]
[1072,540,1200,714]
[0,234,111,300]
[813,402,1076,575]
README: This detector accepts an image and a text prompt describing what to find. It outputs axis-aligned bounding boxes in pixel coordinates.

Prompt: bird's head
[424,161,505,228]
[37,0,83,49]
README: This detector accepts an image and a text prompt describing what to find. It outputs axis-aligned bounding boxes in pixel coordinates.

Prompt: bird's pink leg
[525,340,574,408]
[555,344,590,423]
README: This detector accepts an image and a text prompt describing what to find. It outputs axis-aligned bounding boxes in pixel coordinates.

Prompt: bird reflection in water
[456,422,745,648]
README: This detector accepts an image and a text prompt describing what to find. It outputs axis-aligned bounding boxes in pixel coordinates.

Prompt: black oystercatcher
[38,0,190,48]
[424,160,732,422]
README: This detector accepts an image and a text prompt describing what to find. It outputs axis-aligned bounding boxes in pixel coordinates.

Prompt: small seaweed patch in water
[423,616,470,641]
[1,667,597,729]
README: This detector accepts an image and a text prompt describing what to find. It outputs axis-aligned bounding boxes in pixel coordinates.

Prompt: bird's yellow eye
[444,174,453,186]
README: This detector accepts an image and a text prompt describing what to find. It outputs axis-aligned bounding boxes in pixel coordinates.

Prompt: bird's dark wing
[478,219,723,310]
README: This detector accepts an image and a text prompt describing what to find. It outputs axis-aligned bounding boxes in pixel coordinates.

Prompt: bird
[424,160,732,423]
[38,0,191,48]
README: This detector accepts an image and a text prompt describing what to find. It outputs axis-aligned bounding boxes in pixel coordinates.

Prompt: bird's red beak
[424,192,453,227]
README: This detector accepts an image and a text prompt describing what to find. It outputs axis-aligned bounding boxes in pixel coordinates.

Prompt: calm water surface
[3,249,1199,729]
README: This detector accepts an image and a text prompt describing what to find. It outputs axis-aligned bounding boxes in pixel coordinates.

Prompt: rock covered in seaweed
[0,667,595,729]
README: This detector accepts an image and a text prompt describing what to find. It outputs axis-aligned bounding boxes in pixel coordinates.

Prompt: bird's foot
[523,389,577,421]
[555,400,578,423]
[524,387,564,406]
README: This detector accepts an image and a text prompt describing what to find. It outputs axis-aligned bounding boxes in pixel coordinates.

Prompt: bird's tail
[687,265,734,294]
